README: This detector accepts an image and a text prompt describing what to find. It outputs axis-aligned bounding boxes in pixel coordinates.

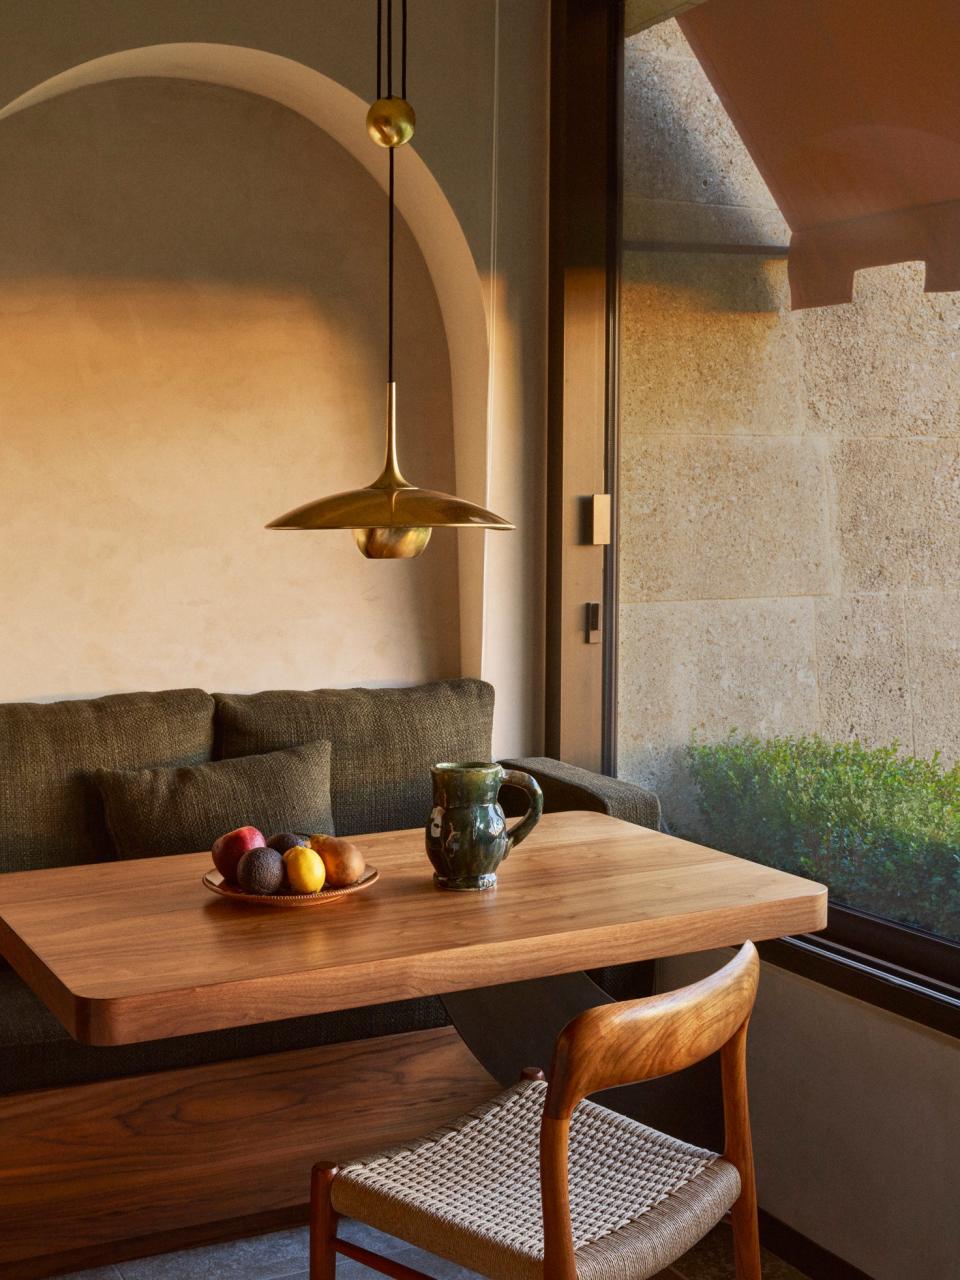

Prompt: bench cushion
[0,965,447,1096]
[214,679,494,836]
[0,689,215,873]
[93,740,334,859]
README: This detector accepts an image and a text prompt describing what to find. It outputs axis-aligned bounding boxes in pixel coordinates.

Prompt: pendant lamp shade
[266,0,513,558]
[267,383,514,558]
[268,490,516,530]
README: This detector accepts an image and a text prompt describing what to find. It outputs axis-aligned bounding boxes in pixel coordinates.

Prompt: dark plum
[266,832,309,855]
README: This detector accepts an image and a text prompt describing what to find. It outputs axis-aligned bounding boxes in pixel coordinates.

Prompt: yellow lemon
[282,845,326,894]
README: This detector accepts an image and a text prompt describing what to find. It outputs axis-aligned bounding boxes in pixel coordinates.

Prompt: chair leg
[721,1019,762,1280]
[730,1191,762,1280]
[310,1163,340,1280]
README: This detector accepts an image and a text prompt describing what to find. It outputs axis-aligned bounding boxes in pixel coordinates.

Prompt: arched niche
[0,42,492,677]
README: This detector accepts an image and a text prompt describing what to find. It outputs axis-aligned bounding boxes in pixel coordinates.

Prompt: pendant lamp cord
[402,0,408,98]
[377,0,409,384]
[376,0,382,98]
[376,0,408,107]
[388,148,395,382]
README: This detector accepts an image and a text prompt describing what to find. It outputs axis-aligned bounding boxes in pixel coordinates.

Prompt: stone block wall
[618,22,960,831]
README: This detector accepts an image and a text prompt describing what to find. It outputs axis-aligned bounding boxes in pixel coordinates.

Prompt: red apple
[212,826,265,884]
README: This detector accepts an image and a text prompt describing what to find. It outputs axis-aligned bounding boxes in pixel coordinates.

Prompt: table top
[0,811,826,1046]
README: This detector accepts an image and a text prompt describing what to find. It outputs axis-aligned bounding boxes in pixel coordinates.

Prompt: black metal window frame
[760,904,960,1039]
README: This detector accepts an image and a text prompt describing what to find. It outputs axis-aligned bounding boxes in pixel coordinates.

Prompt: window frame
[761,905,960,1039]
[546,0,623,773]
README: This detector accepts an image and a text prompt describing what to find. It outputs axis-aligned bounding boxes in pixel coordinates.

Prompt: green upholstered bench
[0,678,659,1097]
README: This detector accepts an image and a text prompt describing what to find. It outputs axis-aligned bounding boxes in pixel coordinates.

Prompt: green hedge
[686,734,960,942]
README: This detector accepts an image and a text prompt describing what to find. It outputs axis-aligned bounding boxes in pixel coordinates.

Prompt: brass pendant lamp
[267,0,514,558]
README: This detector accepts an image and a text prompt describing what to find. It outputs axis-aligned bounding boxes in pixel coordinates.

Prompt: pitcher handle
[499,769,544,854]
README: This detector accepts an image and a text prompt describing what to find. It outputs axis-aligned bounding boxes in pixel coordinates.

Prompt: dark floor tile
[338,1219,481,1277]
[115,1227,308,1280]
[55,1268,123,1280]
[93,1221,480,1280]
[757,1254,811,1280]
[672,1225,809,1280]
[67,1219,809,1280]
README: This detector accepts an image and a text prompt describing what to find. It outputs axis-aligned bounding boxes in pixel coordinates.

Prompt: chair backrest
[538,943,760,1279]
[544,941,759,1119]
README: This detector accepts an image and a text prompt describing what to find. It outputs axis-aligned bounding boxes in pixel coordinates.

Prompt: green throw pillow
[92,741,334,859]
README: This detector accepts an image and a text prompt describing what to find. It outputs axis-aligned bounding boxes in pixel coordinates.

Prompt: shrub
[685,733,960,942]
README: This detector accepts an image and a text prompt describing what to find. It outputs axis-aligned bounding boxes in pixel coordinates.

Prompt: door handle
[585,601,602,644]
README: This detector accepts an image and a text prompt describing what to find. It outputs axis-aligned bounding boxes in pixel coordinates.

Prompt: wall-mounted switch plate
[582,493,611,546]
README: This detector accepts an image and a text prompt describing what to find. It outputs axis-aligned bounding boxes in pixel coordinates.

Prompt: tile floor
[59,1219,810,1279]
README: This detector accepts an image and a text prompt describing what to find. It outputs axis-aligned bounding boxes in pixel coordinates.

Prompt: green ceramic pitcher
[426,761,544,891]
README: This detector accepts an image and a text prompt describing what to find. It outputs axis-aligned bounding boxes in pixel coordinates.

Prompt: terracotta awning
[676,0,960,308]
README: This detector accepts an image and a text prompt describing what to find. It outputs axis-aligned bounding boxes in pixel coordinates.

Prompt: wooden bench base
[0,1027,499,1279]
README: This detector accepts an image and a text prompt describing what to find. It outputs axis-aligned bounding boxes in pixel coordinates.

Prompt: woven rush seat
[331,1078,741,1280]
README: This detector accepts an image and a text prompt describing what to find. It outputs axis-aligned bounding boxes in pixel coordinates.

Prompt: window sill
[759,905,960,1039]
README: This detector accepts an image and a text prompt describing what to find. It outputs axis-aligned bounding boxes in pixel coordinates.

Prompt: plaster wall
[0,1,548,752]
[619,22,960,1279]
[0,79,460,699]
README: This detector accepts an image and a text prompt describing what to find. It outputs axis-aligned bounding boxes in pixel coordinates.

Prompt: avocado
[237,846,285,895]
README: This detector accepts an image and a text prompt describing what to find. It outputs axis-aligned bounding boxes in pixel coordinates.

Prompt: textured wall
[619,20,960,831]
[621,22,960,1280]
[0,0,549,750]
[0,79,459,700]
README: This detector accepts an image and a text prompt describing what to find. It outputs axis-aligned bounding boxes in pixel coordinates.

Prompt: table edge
[66,887,827,1045]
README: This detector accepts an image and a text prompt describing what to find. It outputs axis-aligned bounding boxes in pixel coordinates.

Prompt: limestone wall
[618,21,960,832]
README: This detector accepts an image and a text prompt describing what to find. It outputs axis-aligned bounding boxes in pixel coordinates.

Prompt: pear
[308,834,366,887]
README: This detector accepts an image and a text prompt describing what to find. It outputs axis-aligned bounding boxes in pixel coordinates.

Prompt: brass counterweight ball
[366,96,416,147]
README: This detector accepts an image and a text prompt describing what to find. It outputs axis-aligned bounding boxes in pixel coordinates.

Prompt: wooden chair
[311,942,761,1280]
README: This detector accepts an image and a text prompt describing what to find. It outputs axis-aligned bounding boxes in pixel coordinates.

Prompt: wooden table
[0,811,826,1278]
[0,810,825,1047]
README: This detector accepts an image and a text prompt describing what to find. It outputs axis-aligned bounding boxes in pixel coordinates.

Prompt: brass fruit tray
[202,866,378,907]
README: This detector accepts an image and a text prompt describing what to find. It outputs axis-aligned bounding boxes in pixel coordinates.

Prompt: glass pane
[617,18,960,945]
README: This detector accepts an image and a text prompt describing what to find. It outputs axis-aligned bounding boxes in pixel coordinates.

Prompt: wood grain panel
[0,1027,498,1277]
[546,0,622,770]
[0,811,827,1045]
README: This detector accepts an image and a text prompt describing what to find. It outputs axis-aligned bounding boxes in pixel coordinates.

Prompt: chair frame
[310,942,762,1280]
